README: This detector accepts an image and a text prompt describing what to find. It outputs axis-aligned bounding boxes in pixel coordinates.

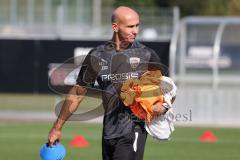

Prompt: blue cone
[40,143,66,160]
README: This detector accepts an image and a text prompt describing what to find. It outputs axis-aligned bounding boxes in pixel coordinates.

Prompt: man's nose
[132,27,138,35]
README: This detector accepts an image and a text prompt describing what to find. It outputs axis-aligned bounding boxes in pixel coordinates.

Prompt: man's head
[111,6,140,43]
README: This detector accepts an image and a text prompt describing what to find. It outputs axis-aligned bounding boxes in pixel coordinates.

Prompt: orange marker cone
[69,135,89,148]
[200,130,217,143]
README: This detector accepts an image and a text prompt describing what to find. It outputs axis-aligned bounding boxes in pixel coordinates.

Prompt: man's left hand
[152,103,167,119]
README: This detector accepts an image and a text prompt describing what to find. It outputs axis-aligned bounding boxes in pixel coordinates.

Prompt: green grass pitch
[0,122,240,160]
[0,93,239,159]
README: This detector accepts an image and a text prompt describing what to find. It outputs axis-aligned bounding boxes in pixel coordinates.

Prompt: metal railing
[169,16,240,87]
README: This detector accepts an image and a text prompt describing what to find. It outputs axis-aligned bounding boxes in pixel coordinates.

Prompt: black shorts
[102,124,147,160]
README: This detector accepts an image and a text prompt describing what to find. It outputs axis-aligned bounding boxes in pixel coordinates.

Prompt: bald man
[111,6,140,48]
[48,6,165,160]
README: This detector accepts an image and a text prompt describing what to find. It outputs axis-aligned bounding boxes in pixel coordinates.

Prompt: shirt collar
[104,41,137,51]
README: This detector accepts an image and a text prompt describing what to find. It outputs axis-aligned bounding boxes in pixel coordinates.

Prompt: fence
[0,0,179,41]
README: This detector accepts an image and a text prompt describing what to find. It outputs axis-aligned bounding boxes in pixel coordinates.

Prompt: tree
[107,0,240,16]
[164,0,228,16]
[201,0,228,16]
[229,0,240,15]
[113,0,156,7]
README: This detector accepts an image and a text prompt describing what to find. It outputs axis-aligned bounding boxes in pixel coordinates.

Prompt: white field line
[0,111,103,123]
[1,111,240,128]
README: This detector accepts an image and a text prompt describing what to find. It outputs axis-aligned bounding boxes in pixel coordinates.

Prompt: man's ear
[112,23,118,32]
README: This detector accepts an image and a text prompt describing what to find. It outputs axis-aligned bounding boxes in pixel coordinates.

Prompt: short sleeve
[148,48,168,76]
[76,51,100,88]
[149,48,161,63]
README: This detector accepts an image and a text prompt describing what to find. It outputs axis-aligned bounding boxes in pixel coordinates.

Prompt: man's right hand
[48,128,62,147]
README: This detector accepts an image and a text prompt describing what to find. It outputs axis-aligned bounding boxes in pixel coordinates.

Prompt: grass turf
[0,93,239,159]
[0,122,240,160]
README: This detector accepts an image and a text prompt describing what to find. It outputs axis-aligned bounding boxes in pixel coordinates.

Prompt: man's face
[114,14,140,43]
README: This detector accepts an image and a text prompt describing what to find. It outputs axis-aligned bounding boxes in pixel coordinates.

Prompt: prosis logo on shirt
[101,72,139,82]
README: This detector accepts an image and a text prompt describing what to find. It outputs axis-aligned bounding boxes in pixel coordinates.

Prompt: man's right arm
[48,85,87,147]
[48,50,100,147]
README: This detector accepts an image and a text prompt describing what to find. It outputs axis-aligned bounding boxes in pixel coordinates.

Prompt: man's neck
[112,33,121,51]
[112,34,131,51]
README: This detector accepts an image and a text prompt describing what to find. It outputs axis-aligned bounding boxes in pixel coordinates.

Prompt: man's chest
[96,50,150,84]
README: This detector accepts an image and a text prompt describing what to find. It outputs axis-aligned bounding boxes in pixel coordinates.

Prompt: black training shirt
[76,41,163,139]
